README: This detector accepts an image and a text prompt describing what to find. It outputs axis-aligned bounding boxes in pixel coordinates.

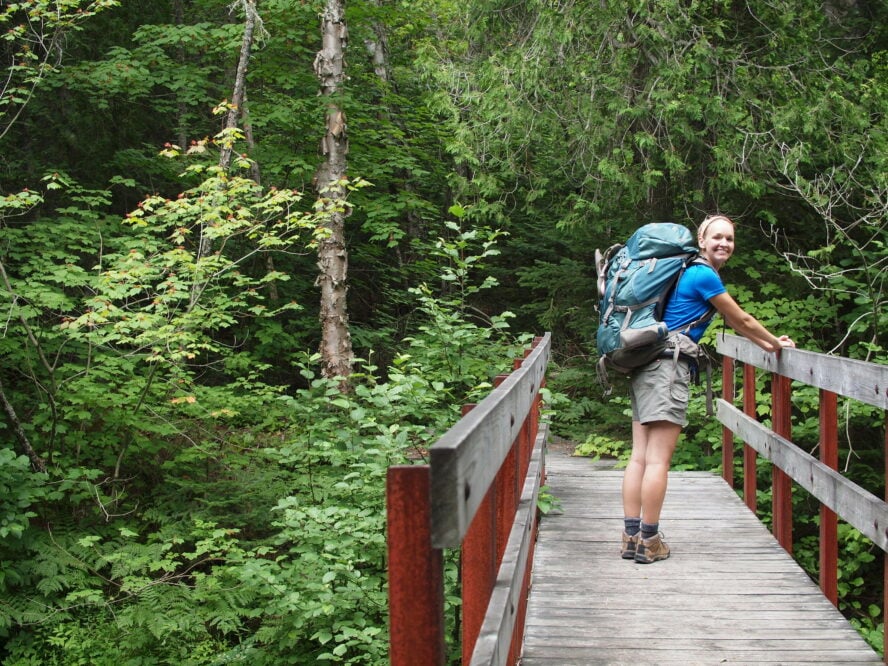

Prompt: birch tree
[314,0,354,383]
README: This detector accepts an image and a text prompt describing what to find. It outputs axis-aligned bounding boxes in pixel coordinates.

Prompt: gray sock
[640,521,659,540]
[624,517,641,536]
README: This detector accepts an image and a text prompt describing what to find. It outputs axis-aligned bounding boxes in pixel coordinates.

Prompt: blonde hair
[698,214,734,240]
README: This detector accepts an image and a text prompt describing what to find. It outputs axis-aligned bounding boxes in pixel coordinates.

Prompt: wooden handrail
[387,333,551,666]
[716,333,888,662]
[717,333,888,408]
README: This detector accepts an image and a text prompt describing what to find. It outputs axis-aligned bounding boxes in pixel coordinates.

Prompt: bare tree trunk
[217,0,258,172]
[196,0,260,268]
[241,91,263,185]
[0,375,46,472]
[314,0,353,384]
[363,15,427,256]
[173,0,189,150]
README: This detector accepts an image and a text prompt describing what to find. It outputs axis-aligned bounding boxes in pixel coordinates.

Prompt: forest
[0,0,885,663]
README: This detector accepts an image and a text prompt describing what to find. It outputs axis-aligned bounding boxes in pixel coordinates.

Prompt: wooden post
[514,355,532,481]
[771,373,793,554]
[387,466,445,666]
[460,404,496,666]
[883,412,888,664]
[491,373,518,563]
[722,356,735,488]
[742,363,758,512]
[819,390,838,606]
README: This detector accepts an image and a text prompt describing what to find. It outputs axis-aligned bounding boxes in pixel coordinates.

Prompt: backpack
[595,222,715,386]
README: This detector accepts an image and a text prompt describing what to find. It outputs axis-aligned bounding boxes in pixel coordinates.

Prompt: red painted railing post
[492,373,518,564]
[386,466,445,666]
[742,363,758,512]
[722,355,735,488]
[388,334,550,666]
[514,356,532,481]
[818,389,839,606]
[771,373,793,553]
[883,413,888,664]
[460,403,497,666]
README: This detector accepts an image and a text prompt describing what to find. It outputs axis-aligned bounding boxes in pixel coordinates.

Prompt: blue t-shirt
[663,264,725,342]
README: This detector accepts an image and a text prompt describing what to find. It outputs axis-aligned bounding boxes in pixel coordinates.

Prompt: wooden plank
[429,333,551,547]
[716,332,888,409]
[469,422,547,666]
[717,399,888,552]
[521,455,883,665]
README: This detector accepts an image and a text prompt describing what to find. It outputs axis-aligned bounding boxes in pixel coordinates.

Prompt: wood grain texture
[430,333,551,547]
[715,333,888,409]
[520,452,883,665]
[717,399,888,552]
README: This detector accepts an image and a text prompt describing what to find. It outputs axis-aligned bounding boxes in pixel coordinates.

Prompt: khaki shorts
[629,358,691,427]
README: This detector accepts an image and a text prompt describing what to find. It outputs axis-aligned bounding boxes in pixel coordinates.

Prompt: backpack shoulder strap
[595,243,622,298]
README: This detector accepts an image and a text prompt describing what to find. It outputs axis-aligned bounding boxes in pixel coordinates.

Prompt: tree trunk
[196,0,260,268]
[217,0,258,172]
[363,15,428,261]
[314,0,353,384]
[0,375,46,472]
[173,0,189,150]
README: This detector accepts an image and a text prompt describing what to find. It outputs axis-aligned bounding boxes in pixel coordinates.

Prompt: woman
[621,215,796,564]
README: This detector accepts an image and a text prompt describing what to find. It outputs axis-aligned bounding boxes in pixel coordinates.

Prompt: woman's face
[698,218,735,269]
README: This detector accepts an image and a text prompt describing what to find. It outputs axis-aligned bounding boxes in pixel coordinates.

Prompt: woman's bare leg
[638,420,682,524]
[621,420,648,518]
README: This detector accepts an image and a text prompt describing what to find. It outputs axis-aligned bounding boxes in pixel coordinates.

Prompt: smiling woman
[620,214,798,565]
[696,215,735,268]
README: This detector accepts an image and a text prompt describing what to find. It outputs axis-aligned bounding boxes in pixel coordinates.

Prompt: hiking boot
[620,531,638,560]
[635,532,670,564]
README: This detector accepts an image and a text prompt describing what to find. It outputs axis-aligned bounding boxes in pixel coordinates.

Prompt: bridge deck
[521,451,883,665]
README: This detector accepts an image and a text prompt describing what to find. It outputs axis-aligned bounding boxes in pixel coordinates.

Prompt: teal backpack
[595,223,714,384]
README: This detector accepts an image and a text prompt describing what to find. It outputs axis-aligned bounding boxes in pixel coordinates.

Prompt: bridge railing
[716,332,888,660]
[386,333,551,666]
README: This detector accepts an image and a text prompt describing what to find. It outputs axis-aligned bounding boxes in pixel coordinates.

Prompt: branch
[0,374,46,472]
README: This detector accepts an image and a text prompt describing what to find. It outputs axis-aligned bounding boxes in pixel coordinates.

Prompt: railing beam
[388,333,551,666]
[884,412,888,664]
[716,332,888,662]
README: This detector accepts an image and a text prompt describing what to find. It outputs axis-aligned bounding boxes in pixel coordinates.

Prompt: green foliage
[0,450,46,540]
[0,193,531,663]
[536,485,562,515]
[573,433,630,465]
[0,1,120,140]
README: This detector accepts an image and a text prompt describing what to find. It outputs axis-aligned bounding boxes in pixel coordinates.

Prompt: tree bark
[363,15,428,260]
[196,0,260,268]
[217,0,258,172]
[314,0,353,384]
[0,375,46,472]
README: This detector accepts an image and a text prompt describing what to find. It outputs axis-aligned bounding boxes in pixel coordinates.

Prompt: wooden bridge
[522,459,881,664]
[386,332,888,665]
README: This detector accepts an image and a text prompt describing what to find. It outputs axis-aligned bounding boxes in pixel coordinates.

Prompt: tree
[0,0,119,141]
[0,0,119,471]
[314,0,354,383]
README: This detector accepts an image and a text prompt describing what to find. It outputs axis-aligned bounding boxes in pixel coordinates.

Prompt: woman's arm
[708,292,795,352]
